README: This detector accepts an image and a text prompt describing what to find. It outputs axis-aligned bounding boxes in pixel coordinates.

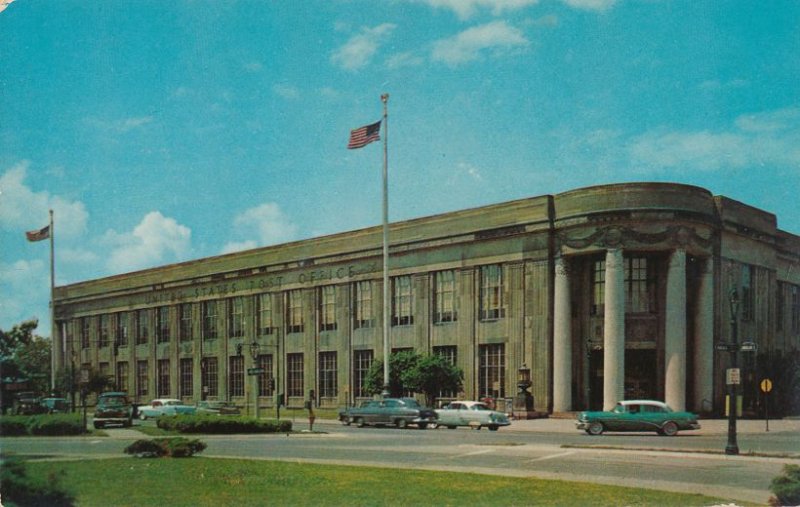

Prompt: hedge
[156,414,292,434]
[124,437,207,458]
[0,414,84,437]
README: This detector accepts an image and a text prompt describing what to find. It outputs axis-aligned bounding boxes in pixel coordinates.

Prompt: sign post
[760,378,773,432]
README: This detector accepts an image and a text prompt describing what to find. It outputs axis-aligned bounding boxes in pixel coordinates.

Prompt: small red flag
[347,120,381,149]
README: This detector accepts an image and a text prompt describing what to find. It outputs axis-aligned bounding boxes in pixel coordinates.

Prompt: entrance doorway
[586,348,657,410]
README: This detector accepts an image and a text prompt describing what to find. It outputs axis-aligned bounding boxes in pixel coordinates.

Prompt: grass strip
[23,457,739,506]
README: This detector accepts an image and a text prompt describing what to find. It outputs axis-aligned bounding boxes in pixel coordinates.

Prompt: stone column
[603,249,625,411]
[553,256,572,412]
[665,249,687,411]
[693,257,714,413]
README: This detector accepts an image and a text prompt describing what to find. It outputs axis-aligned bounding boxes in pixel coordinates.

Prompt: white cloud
[628,107,800,171]
[0,162,89,239]
[330,23,396,71]
[386,51,425,69]
[273,83,300,100]
[414,0,539,20]
[432,21,529,66]
[102,211,192,273]
[560,0,618,11]
[0,258,49,331]
[221,202,297,254]
[448,161,484,185]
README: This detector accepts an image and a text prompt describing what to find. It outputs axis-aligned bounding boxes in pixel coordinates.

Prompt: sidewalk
[507,416,799,435]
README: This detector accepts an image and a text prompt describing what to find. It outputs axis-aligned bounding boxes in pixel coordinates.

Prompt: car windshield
[101,396,128,407]
[401,399,420,408]
[470,404,490,411]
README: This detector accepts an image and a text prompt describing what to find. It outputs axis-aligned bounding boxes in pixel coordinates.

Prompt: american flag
[25,225,50,242]
[347,120,381,149]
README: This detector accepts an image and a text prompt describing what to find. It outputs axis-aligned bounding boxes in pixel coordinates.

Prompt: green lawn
[21,457,737,506]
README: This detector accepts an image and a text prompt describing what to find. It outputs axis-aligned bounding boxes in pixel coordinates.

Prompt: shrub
[156,414,292,434]
[769,464,800,506]
[124,437,206,458]
[0,455,74,506]
[0,416,29,436]
[28,414,84,436]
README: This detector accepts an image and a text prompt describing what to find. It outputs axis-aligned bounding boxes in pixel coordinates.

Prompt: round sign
[760,378,773,393]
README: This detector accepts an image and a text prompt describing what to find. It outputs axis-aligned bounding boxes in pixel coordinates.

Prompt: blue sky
[1,0,799,337]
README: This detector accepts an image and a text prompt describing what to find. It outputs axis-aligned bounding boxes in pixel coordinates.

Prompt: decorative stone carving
[558,225,713,251]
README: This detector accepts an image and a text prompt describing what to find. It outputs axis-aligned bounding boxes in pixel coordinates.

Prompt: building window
[202,301,218,340]
[434,270,457,323]
[353,281,373,329]
[157,359,170,397]
[201,358,218,397]
[286,290,304,334]
[156,307,170,343]
[776,283,785,332]
[136,310,149,345]
[179,304,193,342]
[179,358,193,397]
[592,259,605,315]
[625,257,656,314]
[353,349,373,399]
[319,351,337,399]
[256,294,274,335]
[392,275,414,326]
[741,264,755,322]
[479,265,505,320]
[137,360,149,397]
[116,361,129,393]
[287,353,304,398]
[257,354,274,396]
[99,362,110,382]
[229,356,244,397]
[98,315,110,348]
[81,317,91,349]
[791,284,800,334]
[433,345,458,399]
[228,297,246,338]
[478,344,505,398]
[319,286,337,332]
[116,312,129,347]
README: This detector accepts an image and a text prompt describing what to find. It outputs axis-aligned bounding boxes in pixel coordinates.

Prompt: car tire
[355,417,365,428]
[488,425,499,431]
[139,413,147,421]
[447,425,457,430]
[418,423,428,429]
[396,419,408,429]
[660,421,679,436]
[587,421,604,435]
[341,417,351,426]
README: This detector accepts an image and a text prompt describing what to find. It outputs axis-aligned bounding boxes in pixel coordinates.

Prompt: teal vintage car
[433,401,510,431]
[576,400,701,436]
[339,398,438,429]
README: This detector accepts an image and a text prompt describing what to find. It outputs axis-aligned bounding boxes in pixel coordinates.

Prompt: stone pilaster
[603,249,625,411]
[552,256,572,412]
[665,249,687,411]
[693,257,714,413]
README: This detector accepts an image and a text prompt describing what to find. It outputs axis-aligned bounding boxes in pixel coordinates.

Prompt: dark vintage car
[576,400,701,436]
[93,392,133,429]
[195,400,241,416]
[339,398,437,429]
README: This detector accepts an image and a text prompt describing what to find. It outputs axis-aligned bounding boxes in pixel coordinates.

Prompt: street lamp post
[249,341,260,421]
[726,288,740,456]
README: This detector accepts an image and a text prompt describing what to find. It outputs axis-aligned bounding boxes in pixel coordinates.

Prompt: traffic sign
[740,341,758,352]
[247,367,265,376]
[760,378,773,393]
[715,343,730,352]
[726,368,741,385]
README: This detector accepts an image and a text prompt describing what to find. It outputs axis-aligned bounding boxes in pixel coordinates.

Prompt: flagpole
[49,209,56,392]
[380,93,390,398]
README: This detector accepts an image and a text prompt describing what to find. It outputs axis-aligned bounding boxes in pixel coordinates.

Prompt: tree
[0,319,51,394]
[363,350,463,406]
[402,354,463,407]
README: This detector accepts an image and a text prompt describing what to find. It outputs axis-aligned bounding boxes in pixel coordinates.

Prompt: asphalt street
[2,417,797,505]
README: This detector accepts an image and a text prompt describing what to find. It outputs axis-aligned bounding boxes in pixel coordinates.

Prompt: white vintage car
[434,401,510,431]
[137,398,196,419]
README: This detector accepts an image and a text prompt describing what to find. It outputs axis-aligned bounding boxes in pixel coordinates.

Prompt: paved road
[2,417,797,505]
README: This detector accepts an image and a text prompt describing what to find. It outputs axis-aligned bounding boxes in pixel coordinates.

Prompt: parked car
[14,397,46,415]
[40,397,69,414]
[339,398,437,429]
[575,400,701,436]
[138,398,197,419]
[93,392,133,429]
[195,400,241,416]
[434,401,510,431]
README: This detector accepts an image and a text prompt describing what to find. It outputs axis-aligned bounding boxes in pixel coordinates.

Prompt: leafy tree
[364,350,419,397]
[0,319,51,394]
[402,354,463,407]
[364,350,463,406]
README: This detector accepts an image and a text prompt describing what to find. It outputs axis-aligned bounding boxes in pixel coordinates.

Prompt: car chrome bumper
[575,421,589,430]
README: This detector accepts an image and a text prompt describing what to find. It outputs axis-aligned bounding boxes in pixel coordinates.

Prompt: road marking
[528,450,576,462]
[451,449,493,459]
